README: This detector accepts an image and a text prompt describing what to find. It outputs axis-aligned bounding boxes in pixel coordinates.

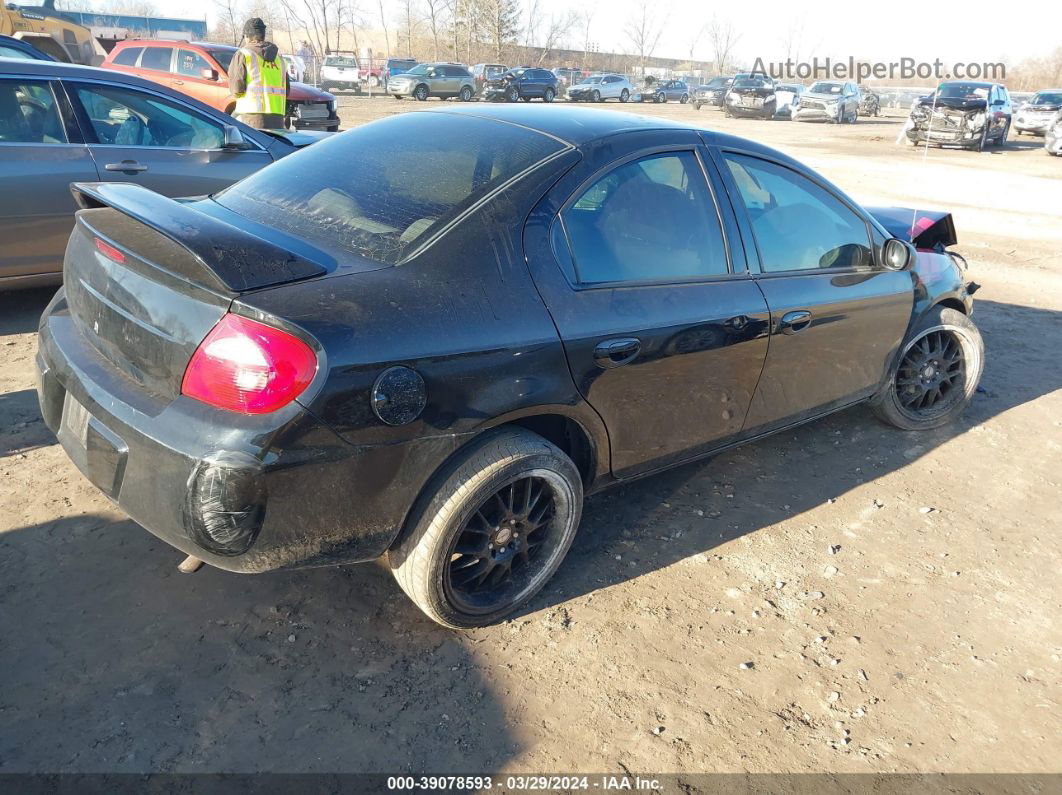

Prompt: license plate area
[58,391,129,498]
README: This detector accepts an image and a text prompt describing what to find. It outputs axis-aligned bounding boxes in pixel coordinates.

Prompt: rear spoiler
[71,182,328,293]
[865,206,958,251]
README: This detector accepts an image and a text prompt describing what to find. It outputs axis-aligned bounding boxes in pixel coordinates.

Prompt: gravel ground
[0,97,1059,776]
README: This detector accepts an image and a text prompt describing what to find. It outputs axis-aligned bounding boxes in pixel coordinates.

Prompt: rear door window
[215,111,567,265]
[559,151,729,284]
[140,47,173,72]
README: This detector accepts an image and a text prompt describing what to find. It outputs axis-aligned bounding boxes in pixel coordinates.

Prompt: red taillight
[95,237,125,264]
[181,314,317,414]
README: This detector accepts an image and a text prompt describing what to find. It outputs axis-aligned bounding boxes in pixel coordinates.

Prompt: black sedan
[36,106,983,628]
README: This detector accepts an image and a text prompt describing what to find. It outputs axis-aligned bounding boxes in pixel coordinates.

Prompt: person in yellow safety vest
[227,17,290,130]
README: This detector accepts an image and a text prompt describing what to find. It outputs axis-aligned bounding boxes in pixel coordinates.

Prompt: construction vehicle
[1,2,102,64]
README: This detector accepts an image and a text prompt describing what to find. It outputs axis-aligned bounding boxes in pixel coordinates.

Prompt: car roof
[419,104,795,158]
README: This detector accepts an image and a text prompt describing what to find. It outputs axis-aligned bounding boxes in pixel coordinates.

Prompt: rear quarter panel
[237,151,609,556]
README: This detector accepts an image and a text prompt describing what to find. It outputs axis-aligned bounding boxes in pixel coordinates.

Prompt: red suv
[102,40,339,131]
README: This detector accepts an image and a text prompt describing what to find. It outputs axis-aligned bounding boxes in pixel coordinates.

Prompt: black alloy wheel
[444,476,559,613]
[894,329,966,419]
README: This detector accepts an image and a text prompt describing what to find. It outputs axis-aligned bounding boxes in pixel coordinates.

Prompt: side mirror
[881,238,916,271]
[201,68,219,81]
[222,125,249,149]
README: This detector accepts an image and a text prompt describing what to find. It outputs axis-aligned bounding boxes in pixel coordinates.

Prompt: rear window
[215,112,567,265]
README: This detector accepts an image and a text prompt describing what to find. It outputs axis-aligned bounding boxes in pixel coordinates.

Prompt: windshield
[809,82,843,94]
[207,49,235,72]
[325,56,357,67]
[580,77,603,84]
[215,113,567,266]
[735,77,769,88]
[402,64,430,75]
[936,83,989,100]
[1032,91,1062,104]
[706,77,729,88]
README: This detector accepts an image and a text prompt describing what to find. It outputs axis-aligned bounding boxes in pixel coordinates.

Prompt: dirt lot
[1,97,1059,777]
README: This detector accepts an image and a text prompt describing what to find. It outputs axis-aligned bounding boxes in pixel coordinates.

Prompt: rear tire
[388,428,583,629]
[543,87,555,103]
[680,93,688,104]
[459,85,473,102]
[620,89,629,103]
[872,306,983,431]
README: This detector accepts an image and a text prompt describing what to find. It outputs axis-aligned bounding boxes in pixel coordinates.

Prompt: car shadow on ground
[0,299,1057,773]
[0,512,515,773]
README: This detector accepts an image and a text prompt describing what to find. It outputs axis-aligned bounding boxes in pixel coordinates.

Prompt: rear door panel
[0,77,99,281]
[524,132,771,477]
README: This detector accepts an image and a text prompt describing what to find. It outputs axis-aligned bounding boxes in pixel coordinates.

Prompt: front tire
[413,84,429,101]
[507,86,520,103]
[872,306,984,431]
[389,428,583,629]
[592,89,602,103]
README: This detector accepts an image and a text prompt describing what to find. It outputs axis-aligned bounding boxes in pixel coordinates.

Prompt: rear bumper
[35,289,445,572]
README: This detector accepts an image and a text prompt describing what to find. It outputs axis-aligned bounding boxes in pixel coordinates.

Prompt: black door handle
[593,337,641,369]
[779,310,813,335]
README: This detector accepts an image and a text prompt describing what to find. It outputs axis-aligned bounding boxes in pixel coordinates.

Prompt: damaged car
[904,81,1011,150]
[691,75,733,110]
[36,106,983,628]
[793,81,860,123]
[858,85,881,117]
[1014,89,1062,136]
[724,73,778,119]
[1045,110,1062,155]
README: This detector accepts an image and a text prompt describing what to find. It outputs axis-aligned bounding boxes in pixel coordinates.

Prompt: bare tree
[522,0,538,48]
[576,3,596,65]
[535,11,575,64]
[707,14,741,73]
[395,0,420,57]
[423,0,448,61]
[778,16,804,65]
[687,21,706,66]
[378,0,391,55]
[623,4,666,76]
[213,0,243,46]
[478,0,520,63]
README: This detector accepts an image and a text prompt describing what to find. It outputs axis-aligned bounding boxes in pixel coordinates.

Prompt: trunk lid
[64,182,328,400]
